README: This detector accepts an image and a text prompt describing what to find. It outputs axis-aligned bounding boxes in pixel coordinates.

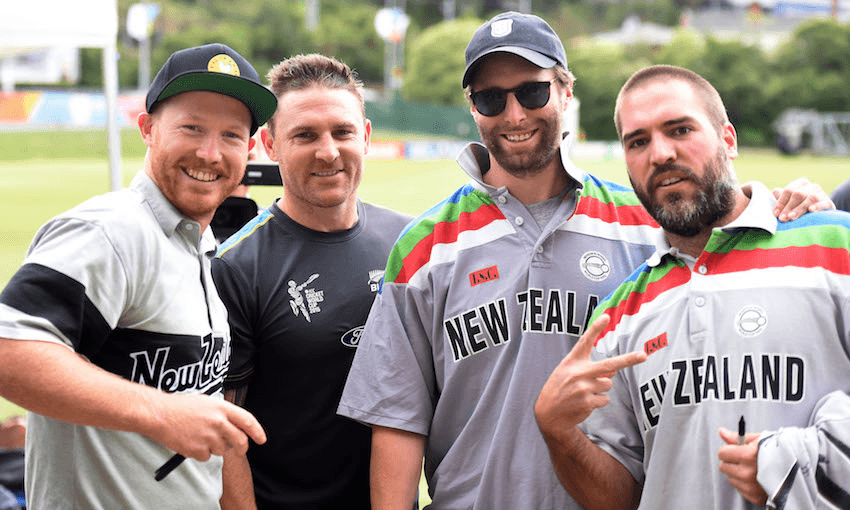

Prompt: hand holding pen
[150,394,266,481]
[718,415,768,506]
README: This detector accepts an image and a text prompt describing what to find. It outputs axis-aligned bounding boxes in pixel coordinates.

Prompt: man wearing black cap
[0,43,276,510]
[338,12,833,510]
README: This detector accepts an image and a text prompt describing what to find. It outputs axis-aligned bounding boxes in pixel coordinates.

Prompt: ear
[363,118,372,155]
[137,112,154,148]
[248,135,257,153]
[260,126,278,162]
[722,122,738,160]
[557,82,572,113]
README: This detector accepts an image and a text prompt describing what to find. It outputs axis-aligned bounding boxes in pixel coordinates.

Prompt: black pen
[155,453,185,481]
[737,415,746,446]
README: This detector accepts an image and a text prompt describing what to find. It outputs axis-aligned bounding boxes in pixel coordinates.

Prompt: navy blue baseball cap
[146,43,277,135]
[463,12,567,88]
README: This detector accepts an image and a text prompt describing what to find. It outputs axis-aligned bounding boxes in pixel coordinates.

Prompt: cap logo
[207,54,240,76]
[490,19,513,38]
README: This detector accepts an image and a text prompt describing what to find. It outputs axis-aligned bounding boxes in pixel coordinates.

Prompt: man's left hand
[718,427,768,506]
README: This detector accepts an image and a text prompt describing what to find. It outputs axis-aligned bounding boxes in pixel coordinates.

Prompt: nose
[196,134,223,163]
[648,134,676,168]
[315,133,340,163]
[501,92,527,124]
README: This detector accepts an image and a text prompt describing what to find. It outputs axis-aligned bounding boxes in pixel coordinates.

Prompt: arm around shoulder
[370,425,426,510]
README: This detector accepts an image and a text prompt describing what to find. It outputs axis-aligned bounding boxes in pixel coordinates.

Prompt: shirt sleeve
[757,390,850,509]
[581,339,647,485]
[210,256,256,388]
[0,217,124,356]
[337,281,437,436]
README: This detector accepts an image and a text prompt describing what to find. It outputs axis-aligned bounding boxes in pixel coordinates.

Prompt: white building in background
[1,47,80,92]
[591,0,849,53]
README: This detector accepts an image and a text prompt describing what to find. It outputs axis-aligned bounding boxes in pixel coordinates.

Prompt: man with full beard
[339,14,834,510]
[534,65,850,510]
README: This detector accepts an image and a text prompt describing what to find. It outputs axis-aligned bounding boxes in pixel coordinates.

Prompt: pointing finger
[569,314,610,361]
[591,350,647,377]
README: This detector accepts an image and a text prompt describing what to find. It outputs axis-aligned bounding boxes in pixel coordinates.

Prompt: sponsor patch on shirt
[341,326,363,348]
[469,265,500,287]
[644,332,668,355]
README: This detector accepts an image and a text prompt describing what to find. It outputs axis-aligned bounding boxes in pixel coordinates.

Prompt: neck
[665,186,750,258]
[484,156,569,206]
[275,196,359,232]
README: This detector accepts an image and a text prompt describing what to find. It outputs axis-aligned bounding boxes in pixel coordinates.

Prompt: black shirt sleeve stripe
[0,262,111,357]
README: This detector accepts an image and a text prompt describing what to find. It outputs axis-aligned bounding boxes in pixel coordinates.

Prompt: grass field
[1,131,849,507]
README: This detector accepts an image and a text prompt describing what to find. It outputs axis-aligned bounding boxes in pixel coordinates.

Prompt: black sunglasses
[470,81,553,117]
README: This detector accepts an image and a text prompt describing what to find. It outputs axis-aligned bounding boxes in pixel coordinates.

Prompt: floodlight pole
[104,42,123,191]
[306,0,320,31]
[139,33,151,89]
[442,0,455,20]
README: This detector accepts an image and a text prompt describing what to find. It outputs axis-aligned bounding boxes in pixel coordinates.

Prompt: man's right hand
[147,393,266,461]
[533,315,646,510]
[0,338,265,462]
[535,314,647,435]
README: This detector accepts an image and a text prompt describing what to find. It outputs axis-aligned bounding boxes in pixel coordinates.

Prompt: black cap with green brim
[146,43,277,136]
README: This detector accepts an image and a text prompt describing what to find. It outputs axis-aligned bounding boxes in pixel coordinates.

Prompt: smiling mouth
[659,177,685,187]
[313,169,343,177]
[504,131,535,142]
[184,168,219,182]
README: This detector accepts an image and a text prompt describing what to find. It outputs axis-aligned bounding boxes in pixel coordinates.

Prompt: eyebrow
[177,112,251,134]
[622,116,696,144]
[289,120,358,134]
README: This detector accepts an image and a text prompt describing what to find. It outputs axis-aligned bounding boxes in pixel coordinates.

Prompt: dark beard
[631,148,737,237]
[477,113,562,178]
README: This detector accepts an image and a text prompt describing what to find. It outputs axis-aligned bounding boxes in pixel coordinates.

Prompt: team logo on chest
[369,270,385,292]
[735,305,768,337]
[580,251,611,282]
[289,273,324,323]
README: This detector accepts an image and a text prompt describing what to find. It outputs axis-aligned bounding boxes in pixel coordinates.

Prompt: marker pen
[155,453,185,481]
[737,415,746,446]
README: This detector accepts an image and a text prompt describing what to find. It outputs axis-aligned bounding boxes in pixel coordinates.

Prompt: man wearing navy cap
[338,12,833,510]
[0,43,275,509]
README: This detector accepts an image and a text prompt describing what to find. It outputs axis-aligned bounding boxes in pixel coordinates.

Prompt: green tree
[570,43,645,141]
[403,17,482,106]
[698,38,772,145]
[651,28,705,70]
[247,0,316,76]
[771,19,850,114]
[311,0,384,85]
